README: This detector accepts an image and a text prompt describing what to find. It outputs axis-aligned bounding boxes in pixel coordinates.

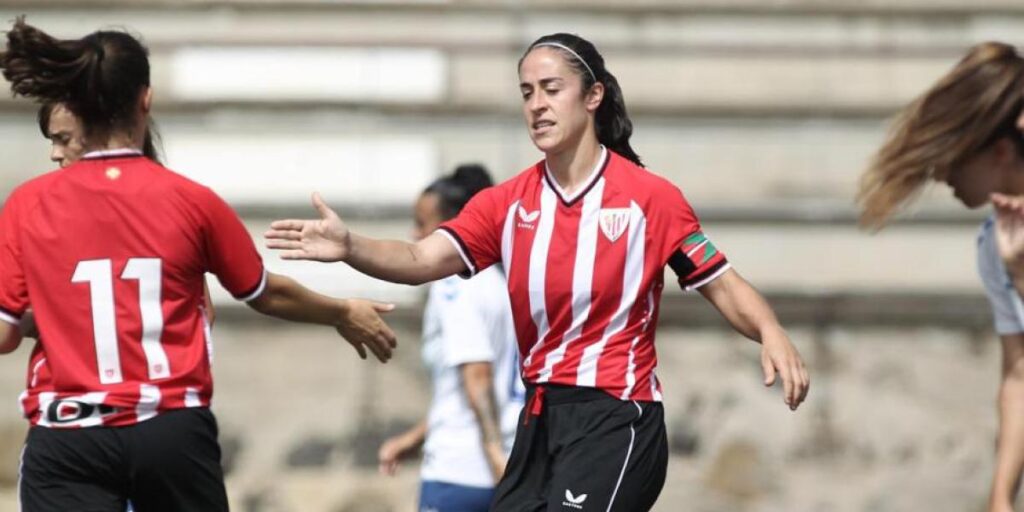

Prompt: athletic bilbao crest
[599,208,630,243]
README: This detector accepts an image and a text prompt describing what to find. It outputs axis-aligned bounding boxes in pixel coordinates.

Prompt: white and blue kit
[978,216,1024,335]
[419,266,525,511]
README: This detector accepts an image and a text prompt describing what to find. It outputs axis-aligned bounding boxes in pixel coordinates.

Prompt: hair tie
[532,42,596,82]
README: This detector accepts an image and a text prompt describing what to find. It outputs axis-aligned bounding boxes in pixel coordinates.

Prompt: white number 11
[72,258,170,384]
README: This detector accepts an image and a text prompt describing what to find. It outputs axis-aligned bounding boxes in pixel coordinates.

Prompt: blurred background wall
[0,1,1021,510]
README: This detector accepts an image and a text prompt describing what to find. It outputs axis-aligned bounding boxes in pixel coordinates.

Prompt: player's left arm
[698,269,809,411]
[990,333,1024,512]
[0,319,23,354]
[461,361,506,480]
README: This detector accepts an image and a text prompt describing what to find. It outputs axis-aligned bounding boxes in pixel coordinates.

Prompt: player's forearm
[0,320,22,354]
[403,419,428,449]
[346,233,451,286]
[700,270,783,343]
[991,373,1024,508]
[461,363,505,477]
[247,272,346,326]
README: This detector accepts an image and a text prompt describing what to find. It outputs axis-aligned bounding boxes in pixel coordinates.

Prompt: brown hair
[858,42,1024,229]
[1,17,150,139]
[37,102,163,163]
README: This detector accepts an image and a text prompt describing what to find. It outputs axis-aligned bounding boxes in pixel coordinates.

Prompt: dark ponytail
[2,17,150,139]
[520,33,643,167]
[424,164,494,220]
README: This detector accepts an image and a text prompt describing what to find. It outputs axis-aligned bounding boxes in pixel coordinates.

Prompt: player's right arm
[198,187,397,362]
[265,193,465,285]
[990,333,1024,512]
[246,273,396,362]
[0,319,22,354]
[0,187,29,354]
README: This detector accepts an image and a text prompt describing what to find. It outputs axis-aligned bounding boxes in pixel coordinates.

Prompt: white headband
[532,42,597,82]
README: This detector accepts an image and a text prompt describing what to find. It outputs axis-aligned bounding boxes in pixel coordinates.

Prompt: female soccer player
[267,33,809,511]
[858,42,1024,512]
[377,164,524,512]
[0,19,398,512]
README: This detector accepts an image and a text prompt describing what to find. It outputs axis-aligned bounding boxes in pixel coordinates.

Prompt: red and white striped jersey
[0,150,265,427]
[439,148,729,402]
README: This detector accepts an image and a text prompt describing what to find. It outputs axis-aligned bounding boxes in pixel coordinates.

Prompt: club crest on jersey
[599,208,630,243]
[518,206,540,229]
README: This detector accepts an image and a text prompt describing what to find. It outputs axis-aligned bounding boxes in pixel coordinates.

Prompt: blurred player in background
[858,42,1024,512]
[0,18,397,512]
[377,164,525,512]
[267,32,809,511]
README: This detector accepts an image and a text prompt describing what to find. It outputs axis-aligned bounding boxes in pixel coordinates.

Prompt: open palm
[265,192,351,262]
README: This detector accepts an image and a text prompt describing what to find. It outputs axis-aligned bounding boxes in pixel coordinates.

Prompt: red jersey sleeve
[657,184,730,291]
[196,187,267,301]
[437,186,504,278]
[0,191,28,324]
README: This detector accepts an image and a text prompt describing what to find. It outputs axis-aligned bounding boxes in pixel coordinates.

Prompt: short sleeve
[657,185,730,291]
[977,221,1024,335]
[197,188,267,302]
[0,192,28,325]
[437,278,496,367]
[438,186,504,278]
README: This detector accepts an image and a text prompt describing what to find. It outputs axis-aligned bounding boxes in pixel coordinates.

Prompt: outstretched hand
[337,299,398,363]
[993,193,1024,277]
[265,192,351,262]
[760,330,810,411]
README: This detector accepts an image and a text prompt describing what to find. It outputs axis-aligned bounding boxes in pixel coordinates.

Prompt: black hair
[519,33,643,167]
[37,101,163,163]
[2,17,150,139]
[424,164,494,220]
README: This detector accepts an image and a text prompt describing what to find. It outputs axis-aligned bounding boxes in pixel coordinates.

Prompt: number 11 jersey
[0,152,266,427]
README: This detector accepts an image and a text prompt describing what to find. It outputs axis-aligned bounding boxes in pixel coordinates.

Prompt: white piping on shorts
[17,444,25,512]
[605,401,643,512]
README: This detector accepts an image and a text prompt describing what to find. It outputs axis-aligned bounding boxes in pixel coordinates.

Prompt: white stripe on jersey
[238,270,269,303]
[0,310,20,326]
[577,202,645,387]
[29,357,46,388]
[438,229,477,276]
[621,288,655,399]
[538,178,604,383]
[685,262,733,291]
[523,187,558,370]
[501,201,520,274]
[650,371,663,401]
[136,384,161,423]
[184,387,202,408]
[201,305,214,365]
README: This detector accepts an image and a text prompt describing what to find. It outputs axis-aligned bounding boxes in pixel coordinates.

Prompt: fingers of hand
[373,302,397,313]
[264,229,304,242]
[761,356,776,386]
[348,339,367,360]
[312,192,337,220]
[269,220,307,231]
[265,240,304,251]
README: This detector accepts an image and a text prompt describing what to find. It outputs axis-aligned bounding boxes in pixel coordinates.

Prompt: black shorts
[492,385,668,512]
[19,407,228,512]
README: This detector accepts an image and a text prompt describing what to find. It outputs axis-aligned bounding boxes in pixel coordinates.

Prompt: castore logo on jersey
[518,205,540,230]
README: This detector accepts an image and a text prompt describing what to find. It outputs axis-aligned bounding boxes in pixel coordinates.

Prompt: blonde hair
[858,42,1024,229]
